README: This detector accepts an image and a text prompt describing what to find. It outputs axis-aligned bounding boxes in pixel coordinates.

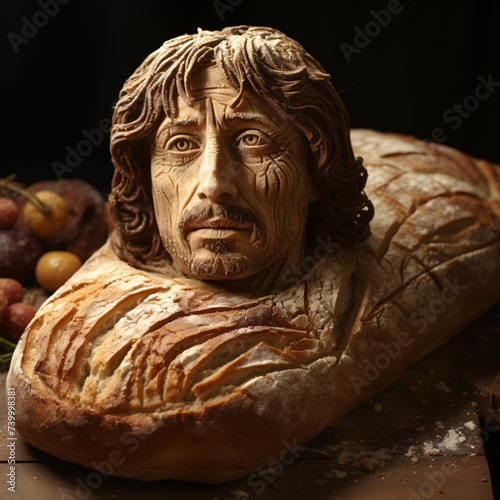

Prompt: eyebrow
[170,113,269,126]
[157,111,280,135]
[167,117,199,128]
[224,112,271,126]
[155,117,199,139]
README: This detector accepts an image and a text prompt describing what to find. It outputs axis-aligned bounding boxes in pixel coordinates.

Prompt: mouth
[185,218,253,233]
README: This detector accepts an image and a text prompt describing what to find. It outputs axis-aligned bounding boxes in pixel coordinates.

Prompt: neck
[216,266,290,297]
[171,236,310,297]
[214,243,308,297]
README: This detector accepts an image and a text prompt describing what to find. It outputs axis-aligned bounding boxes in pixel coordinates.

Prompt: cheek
[151,166,181,233]
[242,156,309,253]
[256,155,310,219]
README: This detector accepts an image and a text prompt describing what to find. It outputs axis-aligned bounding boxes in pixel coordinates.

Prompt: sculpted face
[150,63,318,282]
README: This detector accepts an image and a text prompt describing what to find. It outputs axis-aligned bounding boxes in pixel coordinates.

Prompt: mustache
[179,203,263,234]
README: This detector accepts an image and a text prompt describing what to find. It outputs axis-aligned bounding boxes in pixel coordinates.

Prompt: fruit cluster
[0,277,36,369]
[0,176,109,370]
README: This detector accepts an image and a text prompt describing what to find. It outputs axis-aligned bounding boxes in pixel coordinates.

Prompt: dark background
[2,0,500,196]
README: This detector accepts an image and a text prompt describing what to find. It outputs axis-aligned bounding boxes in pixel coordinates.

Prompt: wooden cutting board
[1,304,499,499]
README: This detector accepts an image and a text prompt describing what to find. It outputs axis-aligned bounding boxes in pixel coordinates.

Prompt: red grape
[2,302,36,342]
[0,290,8,324]
[0,229,44,284]
[0,197,19,230]
[0,278,24,304]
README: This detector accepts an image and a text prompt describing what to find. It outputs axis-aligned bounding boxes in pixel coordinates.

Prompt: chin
[185,252,262,281]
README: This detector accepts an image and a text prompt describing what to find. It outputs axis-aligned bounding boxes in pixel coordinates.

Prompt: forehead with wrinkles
[155,63,285,139]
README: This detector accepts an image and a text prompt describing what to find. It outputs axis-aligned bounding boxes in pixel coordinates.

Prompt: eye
[236,130,270,148]
[165,135,200,152]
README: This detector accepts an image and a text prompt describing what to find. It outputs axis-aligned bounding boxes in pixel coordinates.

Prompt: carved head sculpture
[108,26,373,288]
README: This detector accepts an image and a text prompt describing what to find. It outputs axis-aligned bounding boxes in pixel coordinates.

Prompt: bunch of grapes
[0,278,35,370]
[0,177,85,370]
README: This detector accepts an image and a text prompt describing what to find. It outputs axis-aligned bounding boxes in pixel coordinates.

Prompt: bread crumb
[464,421,476,430]
[337,450,351,465]
[423,442,441,456]
[334,470,347,478]
[326,441,393,477]
[471,401,479,408]
[405,445,415,458]
[436,381,451,393]
[481,477,489,483]
[360,457,376,471]
[373,403,382,413]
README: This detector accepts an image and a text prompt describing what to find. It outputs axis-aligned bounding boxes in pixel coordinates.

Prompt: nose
[196,140,238,202]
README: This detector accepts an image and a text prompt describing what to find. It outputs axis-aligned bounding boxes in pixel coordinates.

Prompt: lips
[179,204,263,242]
[185,218,253,235]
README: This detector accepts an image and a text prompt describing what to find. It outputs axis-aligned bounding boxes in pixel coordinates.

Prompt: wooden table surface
[1,304,499,500]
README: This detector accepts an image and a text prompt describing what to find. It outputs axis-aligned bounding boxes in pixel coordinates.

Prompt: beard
[186,245,260,279]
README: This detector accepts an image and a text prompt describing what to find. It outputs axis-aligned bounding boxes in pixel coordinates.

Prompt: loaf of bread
[6,128,500,483]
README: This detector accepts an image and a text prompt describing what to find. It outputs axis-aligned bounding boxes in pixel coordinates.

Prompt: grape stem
[0,175,50,215]
[0,336,16,372]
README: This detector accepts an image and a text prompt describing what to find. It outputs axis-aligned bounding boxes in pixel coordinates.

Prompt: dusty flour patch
[311,439,396,483]
[439,428,467,450]
[464,420,476,431]
[404,421,477,460]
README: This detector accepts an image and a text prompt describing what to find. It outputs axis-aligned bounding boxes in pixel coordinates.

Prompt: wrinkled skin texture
[150,65,318,293]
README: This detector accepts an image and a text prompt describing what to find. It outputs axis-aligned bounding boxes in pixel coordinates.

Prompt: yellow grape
[23,190,68,239]
[35,251,82,292]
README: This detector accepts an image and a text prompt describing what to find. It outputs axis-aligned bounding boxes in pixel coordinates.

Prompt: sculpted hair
[109,25,374,270]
